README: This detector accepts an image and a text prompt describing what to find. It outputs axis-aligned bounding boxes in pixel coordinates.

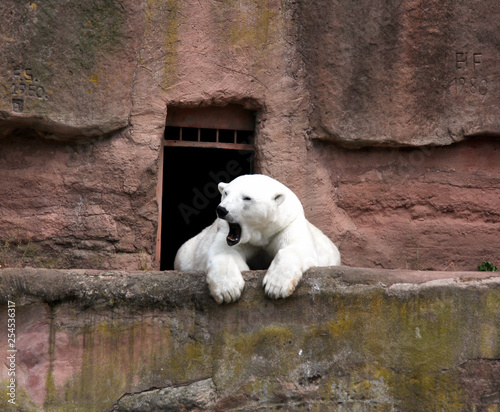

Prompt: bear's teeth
[227,223,242,246]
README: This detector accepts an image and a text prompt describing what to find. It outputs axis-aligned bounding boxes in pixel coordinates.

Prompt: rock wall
[0,0,499,271]
[298,0,500,146]
[308,138,500,270]
[0,131,158,270]
[1,267,500,411]
[0,0,144,138]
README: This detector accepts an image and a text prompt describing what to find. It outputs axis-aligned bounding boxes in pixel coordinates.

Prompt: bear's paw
[263,270,301,299]
[207,269,245,304]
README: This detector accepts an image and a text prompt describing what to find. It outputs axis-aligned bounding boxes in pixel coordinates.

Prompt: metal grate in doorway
[164,105,255,151]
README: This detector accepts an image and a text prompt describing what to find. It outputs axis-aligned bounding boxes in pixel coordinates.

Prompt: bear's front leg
[206,252,248,304]
[263,246,313,299]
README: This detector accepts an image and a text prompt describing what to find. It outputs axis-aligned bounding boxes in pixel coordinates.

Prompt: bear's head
[216,174,303,247]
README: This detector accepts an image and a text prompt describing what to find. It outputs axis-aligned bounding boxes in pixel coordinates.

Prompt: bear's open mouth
[227,223,242,246]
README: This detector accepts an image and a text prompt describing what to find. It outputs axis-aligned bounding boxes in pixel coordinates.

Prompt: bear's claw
[208,276,245,304]
[263,275,298,299]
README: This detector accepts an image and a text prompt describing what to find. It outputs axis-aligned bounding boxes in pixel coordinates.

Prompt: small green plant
[1,236,34,269]
[478,261,498,272]
[406,245,429,271]
[138,248,152,271]
[0,229,63,269]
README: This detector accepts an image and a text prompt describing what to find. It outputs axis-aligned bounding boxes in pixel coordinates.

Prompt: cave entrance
[159,105,256,270]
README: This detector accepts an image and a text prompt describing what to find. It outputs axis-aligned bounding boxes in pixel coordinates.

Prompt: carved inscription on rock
[299,0,500,147]
[449,52,488,97]
[9,68,49,113]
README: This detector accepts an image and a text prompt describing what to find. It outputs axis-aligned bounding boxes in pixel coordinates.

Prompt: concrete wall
[1,267,500,411]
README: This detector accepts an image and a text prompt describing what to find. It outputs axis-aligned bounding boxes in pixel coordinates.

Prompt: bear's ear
[274,193,285,206]
[218,182,228,195]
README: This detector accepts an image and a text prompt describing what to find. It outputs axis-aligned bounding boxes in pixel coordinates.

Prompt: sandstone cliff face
[298,0,500,146]
[307,138,500,270]
[0,131,158,269]
[0,0,498,271]
[0,0,144,138]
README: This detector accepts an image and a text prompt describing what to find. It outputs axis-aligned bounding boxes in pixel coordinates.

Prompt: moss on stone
[22,0,126,71]
[0,379,39,411]
[214,324,298,392]
[2,269,500,410]
[227,0,281,51]
[212,282,500,409]
[213,0,284,61]
[42,314,210,411]
[143,0,181,89]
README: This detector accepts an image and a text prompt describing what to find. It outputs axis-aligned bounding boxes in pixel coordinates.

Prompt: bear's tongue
[227,223,241,246]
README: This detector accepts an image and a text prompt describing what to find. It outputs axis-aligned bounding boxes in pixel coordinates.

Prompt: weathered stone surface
[0,1,498,275]
[1,267,500,411]
[307,138,500,270]
[0,130,158,270]
[114,379,217,412]
[0,0,144,139]
[298,0,500,146]
[0,4,498,410]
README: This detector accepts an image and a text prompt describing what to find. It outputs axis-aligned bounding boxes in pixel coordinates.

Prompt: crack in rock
[111,378,217,411]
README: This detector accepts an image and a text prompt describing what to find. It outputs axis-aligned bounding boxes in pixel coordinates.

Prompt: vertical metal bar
[156,139,164,268]
[179,127,183,141]
[216,129,219,143]
[234,130,237,144]
[198,128,201,142]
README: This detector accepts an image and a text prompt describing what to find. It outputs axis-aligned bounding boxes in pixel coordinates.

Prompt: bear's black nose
[216,205,228,218]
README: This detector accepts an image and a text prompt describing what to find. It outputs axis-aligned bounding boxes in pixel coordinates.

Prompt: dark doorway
[160,146,254,270]
[159,105,256,270]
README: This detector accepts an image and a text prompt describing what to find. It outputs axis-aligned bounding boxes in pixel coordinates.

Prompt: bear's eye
[243,196,252,201]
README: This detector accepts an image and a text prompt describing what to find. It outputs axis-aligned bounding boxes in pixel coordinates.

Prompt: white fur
[174,174,341,303]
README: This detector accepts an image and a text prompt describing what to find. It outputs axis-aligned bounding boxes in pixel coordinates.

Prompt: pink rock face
[9,305,51,405]
[0,0,498,271]
[0,131,158,269]
[302,138,500,270]
[298,0,500,146]
[0,0,144,139]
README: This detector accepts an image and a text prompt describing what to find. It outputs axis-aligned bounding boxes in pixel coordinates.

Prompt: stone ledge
[1,267,499,411]
[0,266,497,307]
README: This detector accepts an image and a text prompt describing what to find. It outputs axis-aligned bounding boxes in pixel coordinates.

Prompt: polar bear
[174,174,341,303]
